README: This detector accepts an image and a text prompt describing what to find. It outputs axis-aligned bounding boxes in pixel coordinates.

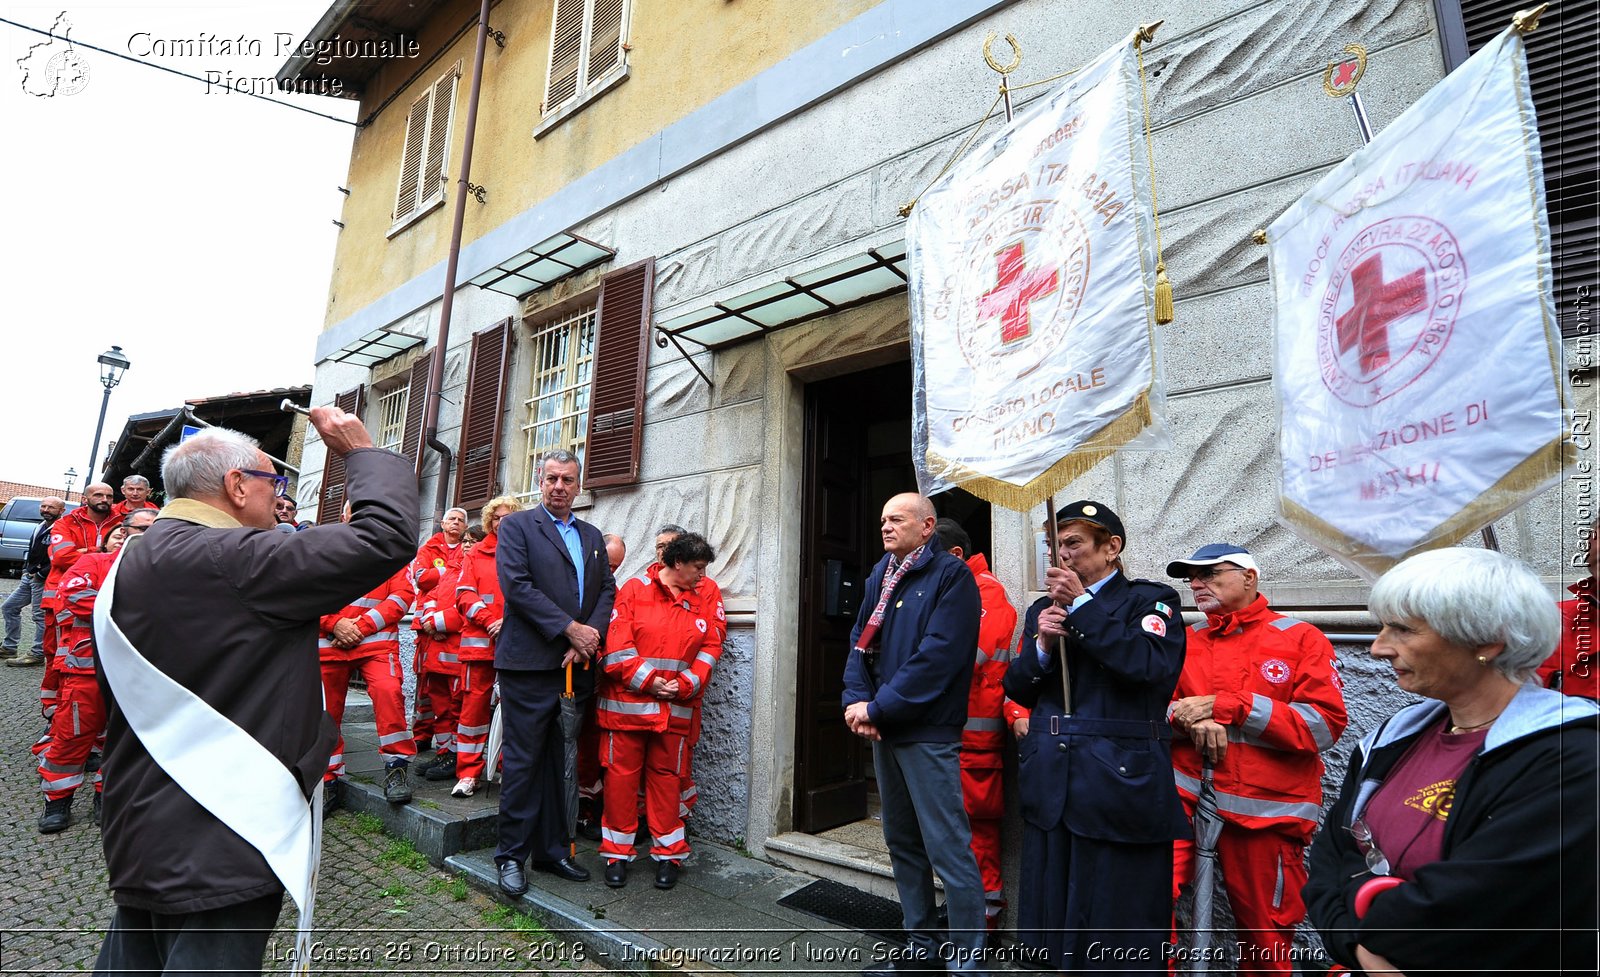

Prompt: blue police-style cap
[1166,543,1260,578]
[1049,500,1125,542]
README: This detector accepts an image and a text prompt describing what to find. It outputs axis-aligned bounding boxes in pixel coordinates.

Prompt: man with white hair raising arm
[92,407,417,975]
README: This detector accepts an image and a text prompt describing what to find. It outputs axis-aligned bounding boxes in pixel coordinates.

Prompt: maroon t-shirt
[1362,720,1488,880]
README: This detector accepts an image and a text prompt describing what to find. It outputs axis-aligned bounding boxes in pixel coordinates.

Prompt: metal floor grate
[776,878,908,943]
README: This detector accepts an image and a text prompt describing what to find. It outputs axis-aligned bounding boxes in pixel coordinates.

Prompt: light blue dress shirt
[545,507,586,607]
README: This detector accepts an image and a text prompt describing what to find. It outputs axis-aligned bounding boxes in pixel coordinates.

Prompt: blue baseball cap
[1167,543,1259,578]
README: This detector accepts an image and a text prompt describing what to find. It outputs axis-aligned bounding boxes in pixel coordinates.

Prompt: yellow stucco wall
[324,0,885,328]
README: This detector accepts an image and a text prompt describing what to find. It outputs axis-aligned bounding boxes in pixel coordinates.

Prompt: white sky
[0,1,357,492]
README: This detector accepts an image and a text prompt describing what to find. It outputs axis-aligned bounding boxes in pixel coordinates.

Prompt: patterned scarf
[854,545,925,652]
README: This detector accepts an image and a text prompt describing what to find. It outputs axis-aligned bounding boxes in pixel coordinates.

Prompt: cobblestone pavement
[0,579,605,976]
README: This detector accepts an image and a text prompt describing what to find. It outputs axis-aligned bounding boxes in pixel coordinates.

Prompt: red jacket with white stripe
[410,532,466,606]
[416,563,468,676]
[109,499,158,525]
[319,565,414,663]
[44,507,114,611]
[599,566,724,733]
[962,554,1018,764]
[58,551,117,675]
[1169,594,1348,841]
[454,533,504,664]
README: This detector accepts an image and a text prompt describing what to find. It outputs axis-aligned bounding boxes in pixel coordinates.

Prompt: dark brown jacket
[98,448,417,913]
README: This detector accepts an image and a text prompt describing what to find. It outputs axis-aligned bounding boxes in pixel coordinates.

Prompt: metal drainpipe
[422,0,491,528]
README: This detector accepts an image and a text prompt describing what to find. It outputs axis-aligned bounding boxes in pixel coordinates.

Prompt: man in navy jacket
[843,492,988,974]
[493,450,616,894]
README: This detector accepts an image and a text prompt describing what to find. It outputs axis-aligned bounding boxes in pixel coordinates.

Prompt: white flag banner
[1269,27,1573,576]
[909,33,1171,510]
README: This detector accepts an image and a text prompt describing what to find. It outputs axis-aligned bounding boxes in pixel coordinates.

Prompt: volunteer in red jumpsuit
[1537,520,1597,700]
[934,517,1018,931]
[320,502,417,804]
[107,474,158,524]
[411,506,469,779]
[38,483,117,756]
[1166,544,1348,976]
[597,531,723,891]
[451,496,521,797]
[37,511,153,832]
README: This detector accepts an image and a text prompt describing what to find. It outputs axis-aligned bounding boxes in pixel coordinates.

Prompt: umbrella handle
[564,661,574,698]
[1354,875,1402,918]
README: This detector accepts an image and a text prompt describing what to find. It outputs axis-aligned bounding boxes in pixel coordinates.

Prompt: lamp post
[63,467,77,502]
[86,345,131,483]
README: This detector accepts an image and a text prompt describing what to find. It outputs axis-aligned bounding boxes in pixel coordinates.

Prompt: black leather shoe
[422,752,457,781]
[532,856,590,883]
[38,796,72,834]
[654,859,680,890]
[604,859,627,888]
[576,818,602,841]
[497,860,528,896]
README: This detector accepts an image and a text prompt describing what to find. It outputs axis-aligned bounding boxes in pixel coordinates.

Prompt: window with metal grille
[392,63,461,231]
[374,385,409,453]
[520,305,596,499]
[542,0,629,118]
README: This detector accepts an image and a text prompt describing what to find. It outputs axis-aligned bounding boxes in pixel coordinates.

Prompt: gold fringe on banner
[1280,434,1574,579]
[1134,25,1174,325]
[927,392,1154,512]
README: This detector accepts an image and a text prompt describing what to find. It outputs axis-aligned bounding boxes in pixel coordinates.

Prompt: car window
[8,500,40,521]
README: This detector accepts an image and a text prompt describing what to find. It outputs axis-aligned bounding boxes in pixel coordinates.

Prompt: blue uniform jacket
[841,535,981,743]
[1002,573,1190,844]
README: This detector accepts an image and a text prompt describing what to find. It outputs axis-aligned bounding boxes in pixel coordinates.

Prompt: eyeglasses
[1347,818,1391,877]
[238,469,289,498]
[1186,566,1247,582]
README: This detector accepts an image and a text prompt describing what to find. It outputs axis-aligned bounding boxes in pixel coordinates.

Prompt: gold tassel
[1153,261,1174,324]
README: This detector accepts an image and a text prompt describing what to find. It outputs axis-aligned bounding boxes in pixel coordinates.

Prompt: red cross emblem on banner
[1336,253,1427,375]
[1331,60,1360,88]
[978,241,1060,344]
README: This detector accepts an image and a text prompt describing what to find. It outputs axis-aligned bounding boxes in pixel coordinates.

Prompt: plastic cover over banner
[1268,27,1573,577]
[909,33,1171,510]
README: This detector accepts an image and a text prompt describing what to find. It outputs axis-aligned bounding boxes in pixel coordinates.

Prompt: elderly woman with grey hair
[1306,547,1598,977]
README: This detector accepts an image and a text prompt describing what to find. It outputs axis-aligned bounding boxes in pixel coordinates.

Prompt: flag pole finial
[1512,3,1550,34]
[1135,20,1164,47]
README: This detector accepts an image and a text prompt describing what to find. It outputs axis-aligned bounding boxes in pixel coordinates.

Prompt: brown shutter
[544,0,584,113]
[584,258,653,488]
[422,68,458,205]
[317,385,365,520]
[393,90,430,219]
[1450,1,1598,336]
[454,319,514,512]
[587,0,626,84]
[400,351,434,475]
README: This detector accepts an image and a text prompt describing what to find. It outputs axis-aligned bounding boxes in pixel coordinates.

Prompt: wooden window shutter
[1450,1,1598,336]
[584,259,653,488]
[393,90,430,220]
[317,385,365,520]
[544,0,585,113]
[422,68,459,208]
[454,319,514,512]
[400,351,434,475]
[587,0,626,85]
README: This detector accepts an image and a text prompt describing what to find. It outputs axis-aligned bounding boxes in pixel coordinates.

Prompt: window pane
[521,305,598,500]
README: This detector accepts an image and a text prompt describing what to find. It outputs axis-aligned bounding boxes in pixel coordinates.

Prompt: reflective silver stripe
[600,697,660,716]
[460,637,492,649]
[317,639,335,649]
[602,648,637,667]
[601,827,634,847]
[695,651,718,668]
[655,826,686,847]
[69,587,99,600]
[357,631,398,644]
[377,731,412,747]
[40,689,58,700]
[680,786,697,801]
[458,723,490,736]
[436,650,460,664]
[62,653,96,669]
[1225,726,1281,749]
[645,657,685,669]
[429,612,447,631]
[628,664,656,691]
[467,601,487,618]
[42,589,56,599]
[1273,851,1285,908]
[363,609,387,630]
[1190,620,1210,633]
[683,672,701,694]
[42,773,85,791]
[39,758,82,773]
[1289,702,1336,751]
[669,703,693,720]
[385,594,410,612]
[481,594,495,605]
[1269,616,1306,632]
[456,741,485,755]
[1242,694,1273,738]
[352,597,380,608]
[964,716,1004,732]
[1173,769,1321,821]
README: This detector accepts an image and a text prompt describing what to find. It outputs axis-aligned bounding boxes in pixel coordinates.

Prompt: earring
[1477,655,1489,666]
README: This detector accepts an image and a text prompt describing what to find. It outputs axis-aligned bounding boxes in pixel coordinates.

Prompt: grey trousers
[2,571,43,653]
[873,738,989,973]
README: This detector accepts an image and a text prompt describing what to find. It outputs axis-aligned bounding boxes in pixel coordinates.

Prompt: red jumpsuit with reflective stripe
[597,567,723,863]
[958,554,1017,926]
[673,571,725,820]
[319,565,416,779]
[415,563,468,755]
[410,534,466,752]
[1169,595,1348,977]
[40,508,112,730]
[454,535,504,782]
[39,551,115,801]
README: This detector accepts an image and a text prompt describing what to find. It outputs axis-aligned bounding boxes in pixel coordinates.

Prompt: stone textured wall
[688,626,757,844]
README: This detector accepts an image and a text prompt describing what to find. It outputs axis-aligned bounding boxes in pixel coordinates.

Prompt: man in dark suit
[493,449,616,894]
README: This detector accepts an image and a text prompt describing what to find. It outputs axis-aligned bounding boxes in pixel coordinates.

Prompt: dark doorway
[793,359,991,833]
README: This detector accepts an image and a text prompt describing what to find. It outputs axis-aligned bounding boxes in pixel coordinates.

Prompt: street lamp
[63,467,77,502]
[86,345,131,484]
